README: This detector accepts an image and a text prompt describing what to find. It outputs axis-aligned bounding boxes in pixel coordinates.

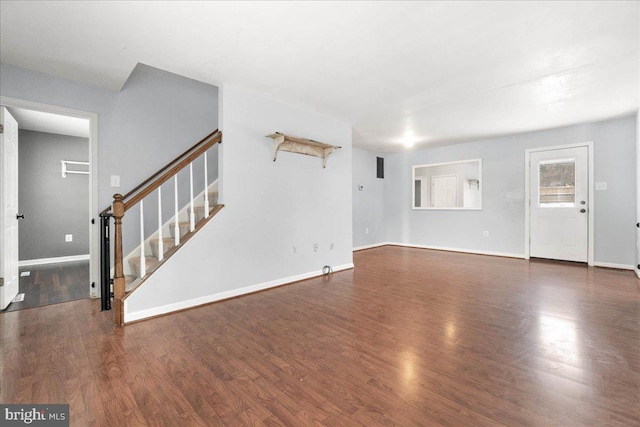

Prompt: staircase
[99,130,223,325]
[123,186,220,293]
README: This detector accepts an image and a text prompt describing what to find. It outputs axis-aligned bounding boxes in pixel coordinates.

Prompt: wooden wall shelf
[265,132,341,168]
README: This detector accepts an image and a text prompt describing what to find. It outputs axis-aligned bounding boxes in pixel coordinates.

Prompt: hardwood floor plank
[1,247,639,426]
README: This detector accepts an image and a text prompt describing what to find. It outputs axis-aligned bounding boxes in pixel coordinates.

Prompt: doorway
[525,143,594,264]
[0,98,99,311]
[432,174,458,208]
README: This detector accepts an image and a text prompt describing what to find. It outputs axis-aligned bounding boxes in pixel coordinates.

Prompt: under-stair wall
[124,84,354,322]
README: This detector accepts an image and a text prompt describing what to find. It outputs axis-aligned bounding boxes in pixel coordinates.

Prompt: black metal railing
[99,212,112,311]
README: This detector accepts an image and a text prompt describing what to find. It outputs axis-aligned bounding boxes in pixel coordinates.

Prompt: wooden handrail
[123,132,220,211]
[100,129,221,214]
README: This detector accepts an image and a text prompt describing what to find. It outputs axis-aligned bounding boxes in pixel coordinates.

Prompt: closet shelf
[265,132,341,168]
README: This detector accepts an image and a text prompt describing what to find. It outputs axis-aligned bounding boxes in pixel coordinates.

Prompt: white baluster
[203,152,209,218]
[174,175,180,246]
[189,162,195,231]
[157,187,163,261]
[140,200,146,277]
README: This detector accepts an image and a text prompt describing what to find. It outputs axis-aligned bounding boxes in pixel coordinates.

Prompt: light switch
[111,175,120,187]
[595,182,607,191]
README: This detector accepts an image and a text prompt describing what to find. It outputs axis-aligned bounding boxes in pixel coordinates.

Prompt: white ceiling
[7,107,90,138]
[1,1,638,152]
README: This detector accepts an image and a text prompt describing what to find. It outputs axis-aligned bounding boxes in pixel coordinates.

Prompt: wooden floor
[3,261,90,312]
[1,247,638,426]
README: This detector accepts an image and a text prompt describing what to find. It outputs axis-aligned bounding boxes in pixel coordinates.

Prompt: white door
[530,146,588,262]
[432,174,457,208]
[0,107,20,309]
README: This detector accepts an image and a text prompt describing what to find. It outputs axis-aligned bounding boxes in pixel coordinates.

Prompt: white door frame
[413,176,425,208]
[0,96,100,298]
[636,113,640,279]
[525,142,594,265]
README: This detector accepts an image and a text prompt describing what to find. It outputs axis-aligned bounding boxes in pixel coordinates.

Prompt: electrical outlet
[292,246,297,254]
[483,231,489,238]
[313,243,318,252]
[110,175,120,187]
[330,242,334,250]
[365,227,369,234]
[65,234,73,242]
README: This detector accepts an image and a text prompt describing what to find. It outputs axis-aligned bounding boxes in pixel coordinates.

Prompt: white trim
[0,96,100,297]
[19,254,90,267]
[353,242,388,251]
[636,112,640,281]
[124,262,355,323]
[524,142,595,266]
[593,262,635,271]
[388,242,525,259]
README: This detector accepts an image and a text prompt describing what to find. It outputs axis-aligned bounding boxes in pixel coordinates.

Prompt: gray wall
[18,130,89,260]
[383,115,637,266]
[352,148,386,247]
[0,62,219,211]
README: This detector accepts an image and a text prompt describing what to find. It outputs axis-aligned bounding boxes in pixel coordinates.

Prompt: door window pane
[539,159,575,207]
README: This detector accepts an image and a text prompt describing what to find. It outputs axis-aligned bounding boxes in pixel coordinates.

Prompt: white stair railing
[157,187,164,261]
[189,163,195,231]
[139,200,146,276]
[174,175,180,246]
[203,152,210,218]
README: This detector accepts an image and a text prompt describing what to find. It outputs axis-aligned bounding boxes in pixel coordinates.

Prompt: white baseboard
[18,254,90,267]
[124,262,355,323]
[636,269,640,279]
[353,242,388,251]
[376,242,635,270]
[387,242,525,259]
[594,261,635,271]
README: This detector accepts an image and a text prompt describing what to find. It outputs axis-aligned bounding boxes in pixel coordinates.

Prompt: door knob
[16,214,24,220]
[580,209,586,213]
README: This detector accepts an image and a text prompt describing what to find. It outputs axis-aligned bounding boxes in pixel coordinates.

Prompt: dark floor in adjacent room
[2,260,89,312]
[1,248,638,426]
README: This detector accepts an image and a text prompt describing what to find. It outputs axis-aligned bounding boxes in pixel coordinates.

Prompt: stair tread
[129,255,159,262]
[188,205,211,211]
[150,237,175,243]
[128,256,160,267]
